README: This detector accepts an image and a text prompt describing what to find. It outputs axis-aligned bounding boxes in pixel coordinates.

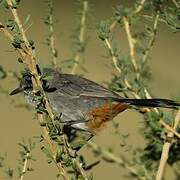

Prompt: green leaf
[62,156,72,167]
[24,14,31,26]
[97,21,110,40]
[55,147,63,163]
[41,146,53,163]
[0,0,9,9]
[18,142,30,153]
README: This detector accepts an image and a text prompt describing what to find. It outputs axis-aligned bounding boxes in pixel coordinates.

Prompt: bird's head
[9,72,33,96]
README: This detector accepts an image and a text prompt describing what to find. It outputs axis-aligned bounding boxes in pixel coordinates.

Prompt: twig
[71,0,88,74]
[0,23,13,41]
[104,35,143,99]
[171,0,180,8]
[6,0,29,48]
[73,159,89,180]
[109,1,148,72]
[123,17,138,71]
[5,0,55,128]
[19,152,29,180]
[106,19,165,116]
[88,142,150,180]
[0,22,27,63]
[104,38,121,75]
[142,14,159,63]
[47,0,58,69]
[134,0,147,14]
[61,135,89,180]
[159,119,180,139]
[38,114,69,180]
[6,0,39,82]
[122,19,180,178]
[109,16,142,73]
[106,11,180,180]
[156,110,180,180]
[109,0,146,32]
[109,20,118,32]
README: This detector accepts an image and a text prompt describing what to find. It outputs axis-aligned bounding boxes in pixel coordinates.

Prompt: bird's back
[42,68,126,133]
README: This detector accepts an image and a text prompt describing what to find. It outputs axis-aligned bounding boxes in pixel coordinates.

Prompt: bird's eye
[24,75,32,83]
[21,74,32,89]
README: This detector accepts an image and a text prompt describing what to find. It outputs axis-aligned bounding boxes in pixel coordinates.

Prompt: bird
[10,67,180,147]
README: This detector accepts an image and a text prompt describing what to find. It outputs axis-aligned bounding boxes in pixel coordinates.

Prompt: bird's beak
[9,87,24,95]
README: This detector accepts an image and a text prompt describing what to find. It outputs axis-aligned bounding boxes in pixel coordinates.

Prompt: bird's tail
[116,98,180,109]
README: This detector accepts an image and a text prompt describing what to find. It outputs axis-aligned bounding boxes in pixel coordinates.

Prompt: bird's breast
[23,90,36,107]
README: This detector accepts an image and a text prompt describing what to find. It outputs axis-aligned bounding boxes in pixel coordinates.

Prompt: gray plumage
[9,68,180,145]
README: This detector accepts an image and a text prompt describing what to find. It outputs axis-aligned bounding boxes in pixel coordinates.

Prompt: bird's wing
[42,68,121,99]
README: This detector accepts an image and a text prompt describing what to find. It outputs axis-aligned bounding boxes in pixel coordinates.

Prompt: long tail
[116,98,180,109]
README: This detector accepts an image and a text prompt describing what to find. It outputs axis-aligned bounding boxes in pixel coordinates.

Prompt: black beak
[9,87,24,95]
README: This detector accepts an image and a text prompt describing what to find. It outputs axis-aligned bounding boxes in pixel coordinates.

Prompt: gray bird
[10,68,180,148]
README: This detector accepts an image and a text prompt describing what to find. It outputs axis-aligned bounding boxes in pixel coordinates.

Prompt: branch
[109,0,147,32]
[88,142,150,180]
[171,0,180,8]
[6,0,40,81]
[19,152,29,180]
[3,1,89,179]
[71,0,88,74]
[123,17,138,71]
[38,114,69,180]
[104,10,180,179]
[134,0,147,14]
[104,38,122,75]
[159,119,180,139]
[61,135,89,180]
[156,110,180,180]
[5,0,69,179]
[73,159,89,180]
[109,20,118,32]
[0,22,27,63]
[142,14,159,63]
[103,32,142,98]
[46,0,58,69]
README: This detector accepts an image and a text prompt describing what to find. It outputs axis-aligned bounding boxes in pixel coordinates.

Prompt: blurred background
[0,0,180,179]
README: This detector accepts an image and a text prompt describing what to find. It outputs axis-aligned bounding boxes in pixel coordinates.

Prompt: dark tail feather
[116,98,180,109]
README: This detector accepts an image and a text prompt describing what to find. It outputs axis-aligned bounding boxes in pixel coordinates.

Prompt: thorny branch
[2,1,89,179]
[119,13,180,180]
[0,22,26,61]
[101,5,180,179]
[47,0,58,69]
[159,118,180,139]
[61,135,89,180]
[122,12,180,146]
[123,17,138,71]
[19,152,29,180]
[142,14,159,63]
[5,0,69,179]
[134,0,147,14]
[156,110,180,180]
[112,8,180,141]
[109,0,147,73]
[171,0,180,8]
[109,0,147,32]
[104,38,122,75]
